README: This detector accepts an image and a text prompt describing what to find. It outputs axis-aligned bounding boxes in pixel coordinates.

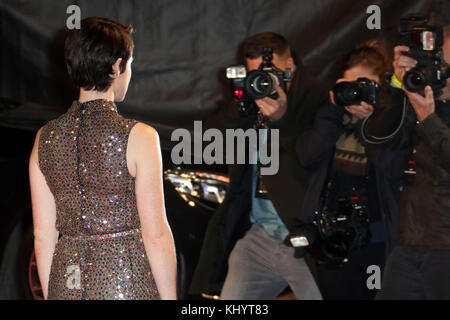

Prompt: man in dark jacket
[189,32,328,299]
[365,26,450,299]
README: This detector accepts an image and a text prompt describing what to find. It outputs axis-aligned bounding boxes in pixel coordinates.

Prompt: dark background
[0,0,449,301]
[1,0,449,148]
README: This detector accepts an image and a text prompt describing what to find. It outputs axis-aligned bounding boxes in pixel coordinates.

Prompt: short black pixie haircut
[242,32,292,59]
[64,17,134,92]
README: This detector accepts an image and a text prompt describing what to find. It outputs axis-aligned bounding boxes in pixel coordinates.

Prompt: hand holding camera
[395,16,450,96]
[393,45,417,83]
[331,77,377,119]
[226,47,292,120]
[392,16,447,122]
[330,78,375,119]
[254,83,288,121]
[344,102,374,119]
[404,85,435,122]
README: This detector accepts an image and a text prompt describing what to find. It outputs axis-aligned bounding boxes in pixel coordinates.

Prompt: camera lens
[245,70,275,99]
[403,69,427,92]
[252,74,271,94]
[333,82,362,107]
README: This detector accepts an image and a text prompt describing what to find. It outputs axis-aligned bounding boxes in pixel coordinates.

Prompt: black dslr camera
[226,47,293,115]
[312,185,371,266]
[397,15,450,96]
[332,78,379,107]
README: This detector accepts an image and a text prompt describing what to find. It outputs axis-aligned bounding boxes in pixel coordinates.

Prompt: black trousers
[314,242,385,300]
[377,246,450,300]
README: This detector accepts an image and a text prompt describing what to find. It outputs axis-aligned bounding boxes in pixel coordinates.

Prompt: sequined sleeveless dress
[38,99,160,300]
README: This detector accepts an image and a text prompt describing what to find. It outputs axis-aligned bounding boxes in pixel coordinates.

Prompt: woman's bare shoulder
[128,122,161,162]
[126,123,161,177]
[130,122,159,143]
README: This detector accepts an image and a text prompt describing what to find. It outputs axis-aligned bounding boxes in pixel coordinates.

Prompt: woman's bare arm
[128,123,177,300]
[29,127,59,300]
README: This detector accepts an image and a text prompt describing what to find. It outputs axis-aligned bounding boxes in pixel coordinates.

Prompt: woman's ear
[111,58,123,78]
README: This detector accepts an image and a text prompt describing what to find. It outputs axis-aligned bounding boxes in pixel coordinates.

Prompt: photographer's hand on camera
[344,102,374,119]
[330,79,374,119]
[403,85,435,122]
[254,83,288,121]
[393,46,417,83]
[393,45,437,122]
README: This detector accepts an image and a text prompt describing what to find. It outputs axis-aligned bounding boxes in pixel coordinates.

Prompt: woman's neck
[78,88,115,103]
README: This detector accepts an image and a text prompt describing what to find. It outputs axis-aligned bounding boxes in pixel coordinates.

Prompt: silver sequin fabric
[38,99,160,300]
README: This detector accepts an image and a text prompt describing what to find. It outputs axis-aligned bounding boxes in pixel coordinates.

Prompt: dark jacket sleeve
[270,68,331,133]
[418,112,450,171]
[295,102,345,170]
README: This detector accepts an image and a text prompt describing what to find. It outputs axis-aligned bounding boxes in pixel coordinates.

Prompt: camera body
[332,77,379,107]
[226,47,292,115]
[313,185,371,266]
[397,15,450,95]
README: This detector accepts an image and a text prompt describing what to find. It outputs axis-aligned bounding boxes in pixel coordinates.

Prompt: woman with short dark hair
[29,17,177,300]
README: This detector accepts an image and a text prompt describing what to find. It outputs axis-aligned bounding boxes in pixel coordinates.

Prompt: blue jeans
[220,224,322,300]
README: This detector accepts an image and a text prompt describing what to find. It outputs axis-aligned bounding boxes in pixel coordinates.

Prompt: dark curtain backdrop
[1,0,449,149]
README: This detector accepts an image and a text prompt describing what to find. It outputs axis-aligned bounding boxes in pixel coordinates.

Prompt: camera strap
[315,148,335,224]
[360,96,410,144]
[316,145,371,229]
[255,113,270,199]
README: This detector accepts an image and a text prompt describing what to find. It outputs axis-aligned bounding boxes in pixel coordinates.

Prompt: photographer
[189,32,328,300]
[365,25,450,299]
[294,41,402,299]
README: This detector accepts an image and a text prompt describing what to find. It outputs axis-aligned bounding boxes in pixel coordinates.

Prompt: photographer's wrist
[417,110,434,123]
[270,105,290,129]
